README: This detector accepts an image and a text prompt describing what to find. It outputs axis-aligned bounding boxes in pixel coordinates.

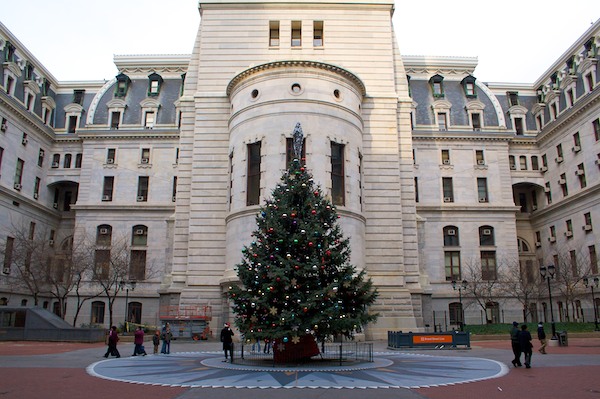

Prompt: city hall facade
[1,0,599,338]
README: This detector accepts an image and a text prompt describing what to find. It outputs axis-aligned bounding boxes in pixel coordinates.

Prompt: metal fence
[234,340,374,367]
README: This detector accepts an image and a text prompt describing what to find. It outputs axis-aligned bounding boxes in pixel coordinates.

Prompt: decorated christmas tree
[228,123,378,361]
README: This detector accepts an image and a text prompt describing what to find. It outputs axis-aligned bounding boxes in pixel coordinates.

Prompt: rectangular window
[566,219,573,236]
[433,82,443,96]
[545,182,552,204]
[442,177,454,202]
[149,80,159,95]
[141,148,150,164]
[593,119,600,141]
[291,21,302,47]
[75,153,82,168]
[107,148,116,164]
[0,147,3,175]
[246,142,261,206]
[68,115,78,133]
[137,176,149,202]
[573,132,581,149]
[172,176,177,202]
[445,251,461,281]
[481,251,497,280]
[585,72,594,92]
[15,158,24,187]
[29,222,36,240]
[519,156,528,170]
[566,88,575,107]
[514,117,524,135]
[559,173,568,196]
[556,143,563,159]
[91,302,105,324]
[102,177,114,201]
[3,237,14,273]
[584,212,593,231]
[414,177,419,203]
[63,154,71,169]
[531,156,539,170]
[570,250,578,277]
[269,21,280,47]
[577,163,586,188]
[542,154,548,167]
[437,112,447,131]
[110,111,121,129]
[590,245,598,275]
[465,82,475,97]
[313,21,323,47]
[129,250,146,280]
[34,177,40,198]
[331,142,345,206]
[471,113,481,130]
[477,178,488,202]
[94,249,110,279]
[441,149,450,164]
[144,112,155,128]
[38,149,45,167]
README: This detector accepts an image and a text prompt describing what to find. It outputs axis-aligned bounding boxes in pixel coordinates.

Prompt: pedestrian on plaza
[220,322,234,362]
[103,326,121,358]
[152,329,161,354]
[251,337,261,353]
[510,321,522,367]
[132,326,147,356]
[161,323,173,354]
[263,337,272,354]
[537,322,547,354]
[519,324,533,368]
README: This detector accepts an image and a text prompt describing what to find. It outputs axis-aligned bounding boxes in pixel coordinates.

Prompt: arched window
[443,226,459,246]
[486,302,500,323]
[91,301,105,324]
[449,302,463,326]
[128,301,142,324]
[517,238,530,253]
[132,225,148,246]
[479,226,494,246]
[96,225,112,246]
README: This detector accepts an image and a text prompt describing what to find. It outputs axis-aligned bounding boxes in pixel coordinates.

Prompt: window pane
[247,142,261,205]
[331,142,345,206]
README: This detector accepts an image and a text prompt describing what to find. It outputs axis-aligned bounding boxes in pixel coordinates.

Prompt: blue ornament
[283,337,289,343]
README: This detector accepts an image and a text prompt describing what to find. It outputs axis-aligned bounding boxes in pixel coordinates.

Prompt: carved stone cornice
[78,129,180,141]
[226,60,366,96]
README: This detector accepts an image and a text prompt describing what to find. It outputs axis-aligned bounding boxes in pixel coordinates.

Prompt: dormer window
[73,90,85,105]
[550,72,559,90]
[429,74,444,98]
[566,56,576,75]
[114,73,131,98]
[147,72,163,96]
[507,92,519,106]
[4,42,16,63]
[536,86,545,103]
[584,38,596,58]
[24,62,34,81]
[461,75,477,98]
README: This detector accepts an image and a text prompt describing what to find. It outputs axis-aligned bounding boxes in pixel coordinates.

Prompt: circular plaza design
[87,351,507,389]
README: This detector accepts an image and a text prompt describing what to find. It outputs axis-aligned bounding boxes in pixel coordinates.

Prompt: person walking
[103,326,121,358]
[220,322,234,362]
[537,322,547,354]
[519,324,533,368]
[132,326,147,356]
[161,323,173,354]
[152,330,161,354]
[510,321,522,367]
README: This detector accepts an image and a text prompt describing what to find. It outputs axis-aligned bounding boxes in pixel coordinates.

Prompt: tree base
[273,335,320,364]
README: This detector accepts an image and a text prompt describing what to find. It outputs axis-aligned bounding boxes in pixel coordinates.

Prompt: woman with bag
[132,326,147,356]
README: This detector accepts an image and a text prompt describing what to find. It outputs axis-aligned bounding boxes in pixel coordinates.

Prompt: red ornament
[311,210,317,215]
[303,307,308,313]
[268,227,274,233]
[326,250,331,256]
[300,167,305,172]
[308,242,314,247]
[314,191,319,196]
[291,213,296,218]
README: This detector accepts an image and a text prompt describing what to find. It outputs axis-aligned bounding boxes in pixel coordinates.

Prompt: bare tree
[460,257,504,324]
[497,257,544,323]
[545,247,592,322]
[0,223,52,307]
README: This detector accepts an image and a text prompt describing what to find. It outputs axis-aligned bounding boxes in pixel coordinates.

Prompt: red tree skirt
[273,334,320,363]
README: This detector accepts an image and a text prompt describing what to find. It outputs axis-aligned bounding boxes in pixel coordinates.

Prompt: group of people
[510,321,547,369]
[103,323,174,358]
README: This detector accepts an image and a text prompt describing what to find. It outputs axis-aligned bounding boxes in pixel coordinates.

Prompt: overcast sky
[1,0,598,83]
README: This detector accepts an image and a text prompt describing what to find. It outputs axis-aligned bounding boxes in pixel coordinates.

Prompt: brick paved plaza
[1,337,600,398]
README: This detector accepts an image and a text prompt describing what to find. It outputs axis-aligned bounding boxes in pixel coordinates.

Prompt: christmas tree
[228,123,378,360]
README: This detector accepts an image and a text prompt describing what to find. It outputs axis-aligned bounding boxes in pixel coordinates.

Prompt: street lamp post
[540,265,557,339]
[452,279,468,331]
[120,280,136,332]
[583,276,599,331]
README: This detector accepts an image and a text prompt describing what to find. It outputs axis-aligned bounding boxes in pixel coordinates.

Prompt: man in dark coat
[510,321,521,367]
[519,324,533,368]
[537,322,547,354]
[220,322,234,362]
[104,326,120,358]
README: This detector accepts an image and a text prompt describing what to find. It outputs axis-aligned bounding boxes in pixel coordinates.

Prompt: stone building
[0,0,599,338]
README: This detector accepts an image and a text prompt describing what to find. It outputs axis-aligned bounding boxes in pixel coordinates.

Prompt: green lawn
[465,322,599,335]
